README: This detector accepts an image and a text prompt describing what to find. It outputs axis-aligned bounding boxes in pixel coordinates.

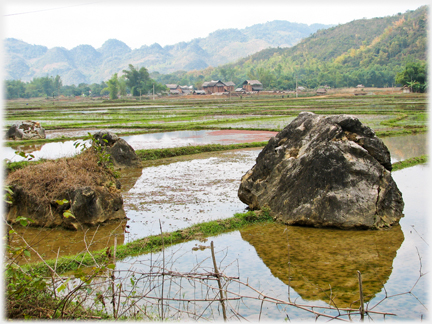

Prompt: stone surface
[238,112,404,229]
[93,130,142,168]
[6,120,46,140]
[7,183,126,230]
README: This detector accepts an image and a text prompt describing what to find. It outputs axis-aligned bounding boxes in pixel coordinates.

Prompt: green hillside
[155,6,427,90]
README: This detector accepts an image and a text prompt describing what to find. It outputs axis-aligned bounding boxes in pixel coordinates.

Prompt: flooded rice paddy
[3,130,426,163]
[110,163,429,321]
[3,130,277,162]
[8,130,429,320]
[5,108,428,320]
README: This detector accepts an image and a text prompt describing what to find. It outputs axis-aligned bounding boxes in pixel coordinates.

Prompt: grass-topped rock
[6,149,126,230]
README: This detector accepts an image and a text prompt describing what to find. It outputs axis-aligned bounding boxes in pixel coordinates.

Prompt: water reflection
[8,221,126,264]
[381,133,428,162]
[121,149,259,241]
[4,140,89,162]
[240,223,404,308]
[4,130,276,161]
[122,130,277,150]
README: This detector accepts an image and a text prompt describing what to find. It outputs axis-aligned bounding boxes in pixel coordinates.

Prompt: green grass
[392,155,428,171]
[136,142,268,160]
[4,160,47,174]
[24,208,273,277]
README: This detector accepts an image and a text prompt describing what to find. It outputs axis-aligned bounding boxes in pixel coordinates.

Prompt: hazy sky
[2,0,428,50]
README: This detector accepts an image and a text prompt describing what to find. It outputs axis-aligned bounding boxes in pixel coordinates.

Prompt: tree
[395,61,427,92]
[118,76,127,97]
[122,64,150,96]
[6,80,26,99]
[104,73,119,99]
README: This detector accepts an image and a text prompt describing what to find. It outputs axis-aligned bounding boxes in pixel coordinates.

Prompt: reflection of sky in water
[116,164,429,321]
[3,140,90,162]
[5,132,426,164]
[122,130,275,150]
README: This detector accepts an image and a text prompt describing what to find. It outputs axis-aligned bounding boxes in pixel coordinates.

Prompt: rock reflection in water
[8,221,126,264]
[240,222,404,308]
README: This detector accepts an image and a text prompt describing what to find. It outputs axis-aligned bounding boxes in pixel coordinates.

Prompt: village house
[166,84,182,94]
[179,85,193,95]
[202,80,226,94]
[402,85,411,93]
[316,88,327,95]
[242,80,263,92]
[224,81,236,92]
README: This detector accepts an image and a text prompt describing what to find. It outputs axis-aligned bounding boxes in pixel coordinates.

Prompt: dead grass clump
[6,149,116,207]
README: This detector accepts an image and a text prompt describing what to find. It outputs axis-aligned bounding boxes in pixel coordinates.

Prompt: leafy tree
[395,61,427,92]
[122,64,151,96]
[5,80,26,99]
[78,83,91,96]
[104,73,119,99]
[118,76,127,97]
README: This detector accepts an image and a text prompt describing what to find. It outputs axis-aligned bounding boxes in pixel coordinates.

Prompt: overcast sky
[2,0,428,50]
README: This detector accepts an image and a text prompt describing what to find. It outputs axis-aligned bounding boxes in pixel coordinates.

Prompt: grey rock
[6,183,125,230]
[93,130,142,168]
[238,112,404,229]
[6,120,46,140]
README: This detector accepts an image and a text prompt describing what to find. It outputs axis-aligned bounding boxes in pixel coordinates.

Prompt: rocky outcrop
[93,130,142,169]
[238,112,404,229]
[6,120,46,140]
[6,149,126,230]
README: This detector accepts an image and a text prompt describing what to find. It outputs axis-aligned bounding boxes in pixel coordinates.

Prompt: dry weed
[6,149,116,207]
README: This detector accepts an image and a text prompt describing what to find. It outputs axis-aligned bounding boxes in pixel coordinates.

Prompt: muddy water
[7,148,258,261]
[6,143,428,319]
[121,129,277,150]
[3,140,90,162]
[4,130,277,162]
[4,129,426,163]
[44,128,148,139]
[381,133,428,162]
[114,164,428,321]
[121,148,260,241]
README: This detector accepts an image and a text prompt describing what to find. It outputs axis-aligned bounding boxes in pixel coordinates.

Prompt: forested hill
[4,20,330,86]
[155,6,427,90]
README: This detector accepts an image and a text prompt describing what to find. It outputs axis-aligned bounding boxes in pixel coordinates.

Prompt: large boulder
[6,120,46,140]
[93,130,142,169]
[6,149,126,230]
[238,112,404,229]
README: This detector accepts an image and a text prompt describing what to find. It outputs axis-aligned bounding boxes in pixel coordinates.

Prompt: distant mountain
[207,6,427,89]
[4,21,331,85]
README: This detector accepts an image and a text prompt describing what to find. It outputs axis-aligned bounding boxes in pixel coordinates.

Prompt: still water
[115,164,429,321]
[3,130,427,163]
[3,130,277,162]
[7,134,429,320]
